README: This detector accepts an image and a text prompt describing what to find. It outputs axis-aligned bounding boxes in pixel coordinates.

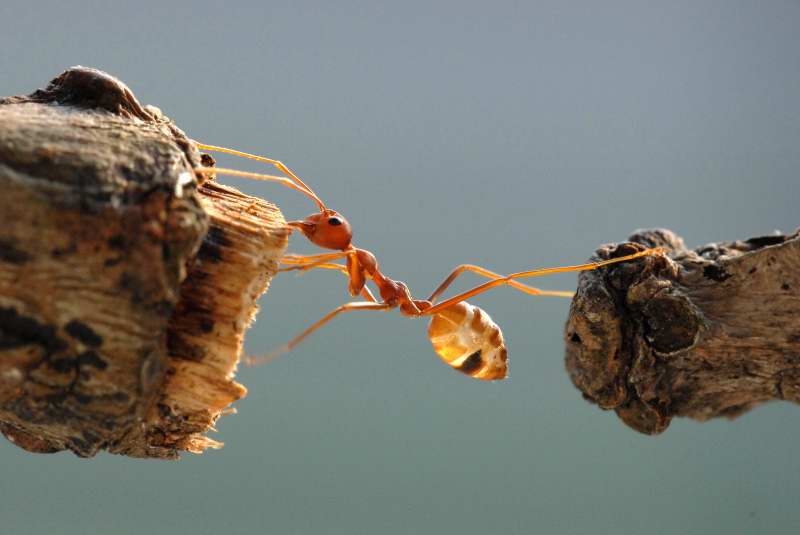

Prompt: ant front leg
[422,248,664,316]
[426,264,574,304]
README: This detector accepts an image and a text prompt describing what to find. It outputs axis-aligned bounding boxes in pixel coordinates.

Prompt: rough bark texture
[0,67,287,458]
[565,229,800,434]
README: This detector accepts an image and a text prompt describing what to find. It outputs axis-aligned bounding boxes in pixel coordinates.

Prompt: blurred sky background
[1,1,799,534]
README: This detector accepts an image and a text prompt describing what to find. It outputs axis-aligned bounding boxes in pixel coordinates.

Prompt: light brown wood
[0,67,287,458]
[158,179,288,455]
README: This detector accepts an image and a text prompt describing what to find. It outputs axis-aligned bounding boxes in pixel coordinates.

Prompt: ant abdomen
[427,302,508,381]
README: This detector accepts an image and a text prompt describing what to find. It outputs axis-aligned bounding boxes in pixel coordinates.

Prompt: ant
[193,143,663,381]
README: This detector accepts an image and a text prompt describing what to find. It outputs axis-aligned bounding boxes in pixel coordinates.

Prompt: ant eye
[328,217,342,226]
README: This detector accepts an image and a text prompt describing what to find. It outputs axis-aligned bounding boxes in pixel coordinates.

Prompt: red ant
[193,143,662,380]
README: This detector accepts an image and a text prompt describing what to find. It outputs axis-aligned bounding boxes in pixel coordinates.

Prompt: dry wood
[0,67,287,458]
[565,229,800,434]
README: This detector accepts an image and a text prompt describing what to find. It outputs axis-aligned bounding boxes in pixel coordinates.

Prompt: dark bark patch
[200,153,216,167]
[745,235,787,248]
[107,234,126,250]
[196,226,231,263]
[64,319,103,347]
[0,306,67,354]
[48,357,74,373]
[0,239,31,264]
[199,318,215,333]
[166,332,206,362]
[703,264,732,282]
[77,350,107,370]
[72,391,94,405]
[50,242,78,258]
[67,435,95,457]
[173,298,215,334]
[643,294,700,355]
[118,272,147,305]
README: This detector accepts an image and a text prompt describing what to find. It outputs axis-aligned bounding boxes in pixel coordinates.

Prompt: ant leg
[282,250,366,297]
[427,264,574,303]
[278,260,379,302]
[360,286,379,302]
[194,166,321,207]
[422,248,664,316]
[279,261,348,274]
[279,252,354,273]
[282,252,353,264]
[244,301,391,367]
[195,143,326,210]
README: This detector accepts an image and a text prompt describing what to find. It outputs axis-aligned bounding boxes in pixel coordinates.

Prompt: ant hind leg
[245,301,391,367]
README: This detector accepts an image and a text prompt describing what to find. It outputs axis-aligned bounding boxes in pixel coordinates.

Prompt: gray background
[1,1,798,534]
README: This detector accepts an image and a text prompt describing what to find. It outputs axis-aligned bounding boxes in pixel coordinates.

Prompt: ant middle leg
[279,260,348,274]
[281,250,367,297]
[279,252,355,275]
[281,251,353,266]
[277,259,379,303]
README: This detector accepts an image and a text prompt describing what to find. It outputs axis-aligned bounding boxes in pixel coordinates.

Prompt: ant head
[288,209,353,251]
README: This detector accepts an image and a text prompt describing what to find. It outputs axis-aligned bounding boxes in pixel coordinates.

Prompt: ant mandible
[193,143,662,381]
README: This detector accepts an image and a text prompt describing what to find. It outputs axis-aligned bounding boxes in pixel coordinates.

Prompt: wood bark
[0,67,287,458]
[565,229,800,434]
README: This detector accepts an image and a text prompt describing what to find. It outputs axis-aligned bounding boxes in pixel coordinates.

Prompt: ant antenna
[194,166,325,210]
[194,143,327,212]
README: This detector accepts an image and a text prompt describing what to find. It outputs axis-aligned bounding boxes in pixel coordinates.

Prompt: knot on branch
[1,66,153,121]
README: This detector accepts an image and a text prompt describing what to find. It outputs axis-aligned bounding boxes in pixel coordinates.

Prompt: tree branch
[0,67,287,458]
[565,228,800,434]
